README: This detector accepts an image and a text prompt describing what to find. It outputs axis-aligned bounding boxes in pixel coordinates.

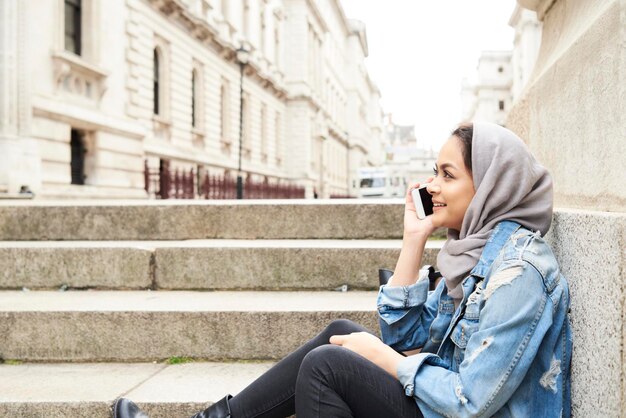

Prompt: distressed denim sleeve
[377,276,442,351]
[397,263,555,417]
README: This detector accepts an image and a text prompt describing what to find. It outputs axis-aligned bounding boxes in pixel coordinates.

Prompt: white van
[357,167,405,198]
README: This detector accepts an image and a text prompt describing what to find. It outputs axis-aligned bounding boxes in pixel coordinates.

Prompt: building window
[275,111,282,164]
[70,129,86,185]
[499,100,505,111]
[242,93,251,154]
[192,70,198,127]
[260,103,267,160]
[64,0,82,55]
[152,37,171,122]
[308,25,321,94]
[220,79,230,143]
[191,63,205,132]
[243,0,250,38]
[260,8,266,55]
[274,26,280,67]
[153,48,160,115]
[221,0,229,21]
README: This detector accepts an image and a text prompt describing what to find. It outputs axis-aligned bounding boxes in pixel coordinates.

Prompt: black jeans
[228,319,423,418]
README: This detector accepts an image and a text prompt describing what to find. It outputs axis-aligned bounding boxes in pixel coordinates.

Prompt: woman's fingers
[329,335,345,345]
[406,179,430,203]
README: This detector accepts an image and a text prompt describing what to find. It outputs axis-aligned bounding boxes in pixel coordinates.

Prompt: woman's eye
[432,167,438,176]
[444,171,452,178]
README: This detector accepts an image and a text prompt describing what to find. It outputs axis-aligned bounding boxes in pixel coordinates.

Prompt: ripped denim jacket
[377,220,573,418]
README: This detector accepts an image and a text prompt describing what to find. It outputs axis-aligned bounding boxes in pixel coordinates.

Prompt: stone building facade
[460,6,541,126]
[0,0,384,199]
[381,116,436,194]
[508,4,541,103]
[460,50,513,126]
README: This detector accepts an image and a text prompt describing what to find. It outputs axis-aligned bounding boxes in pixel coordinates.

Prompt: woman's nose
[427,181,440,194]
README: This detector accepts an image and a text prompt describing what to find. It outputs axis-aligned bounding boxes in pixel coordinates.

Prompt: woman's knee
[321,319,367,340]
[299,345,348,379]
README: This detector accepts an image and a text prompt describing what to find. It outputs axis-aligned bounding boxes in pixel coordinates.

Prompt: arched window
[220,79,230,144]
[153,48,160,115]
[260,103,267,161]
[191,63,204,132]
[191,69,197,127]
[242,93,251,154]
[275,111,282,164]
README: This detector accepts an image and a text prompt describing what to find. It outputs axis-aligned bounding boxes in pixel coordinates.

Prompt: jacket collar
[469,220,522,279]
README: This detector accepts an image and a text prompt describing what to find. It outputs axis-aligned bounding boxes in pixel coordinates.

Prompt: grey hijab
[436,122,553,301]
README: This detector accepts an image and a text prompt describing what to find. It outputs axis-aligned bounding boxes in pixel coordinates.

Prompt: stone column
[0,0,39,194]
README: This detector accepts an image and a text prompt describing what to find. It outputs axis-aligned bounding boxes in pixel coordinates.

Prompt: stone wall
[508,0,625,212]
[510,0,626,415]
[545,210,625,417]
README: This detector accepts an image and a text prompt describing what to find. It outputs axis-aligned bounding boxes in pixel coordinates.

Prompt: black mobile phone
[411,184,433,219]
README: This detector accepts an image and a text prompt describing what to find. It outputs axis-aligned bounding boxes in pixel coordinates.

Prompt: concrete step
[0,199,405,240]
[0,290,379,362]
[0,361,277,418]
[0,240,442,290]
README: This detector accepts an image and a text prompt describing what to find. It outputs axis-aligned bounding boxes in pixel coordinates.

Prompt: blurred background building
[460,50,513,125]
[460,4,541,126]
[376,115,435,195]
[0,0,385,199]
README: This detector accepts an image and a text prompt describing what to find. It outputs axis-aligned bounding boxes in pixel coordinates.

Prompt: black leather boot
[378,268,394,286]
[112,398,149,418]
[190,395,233,418]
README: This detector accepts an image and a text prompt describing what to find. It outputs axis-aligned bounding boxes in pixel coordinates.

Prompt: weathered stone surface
[154,240,441,290]
[4,199,620,416]
[0,243,153,289]
[0,290,379,361]
[507,1,625,212]
[544,209,626,418]
[0,363,162,417]
[0,362,275,418]
[0,199,405,240]
[127,362,275,416]
[0,402,112,418]
[0,240,441,290]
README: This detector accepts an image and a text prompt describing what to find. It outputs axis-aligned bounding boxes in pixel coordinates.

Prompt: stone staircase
[0,199,442,418]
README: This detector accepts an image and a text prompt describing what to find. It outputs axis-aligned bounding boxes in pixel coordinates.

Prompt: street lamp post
[235,47,250,199]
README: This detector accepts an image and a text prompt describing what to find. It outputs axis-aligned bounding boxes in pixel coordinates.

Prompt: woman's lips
[433,205,446,212]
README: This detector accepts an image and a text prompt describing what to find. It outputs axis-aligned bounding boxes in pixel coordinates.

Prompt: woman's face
[427,136,475,231]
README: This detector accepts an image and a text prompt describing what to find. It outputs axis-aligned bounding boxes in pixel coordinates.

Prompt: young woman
[114,122,572,418]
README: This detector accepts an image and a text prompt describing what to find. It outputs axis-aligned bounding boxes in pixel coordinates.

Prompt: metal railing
[144,161,305,200]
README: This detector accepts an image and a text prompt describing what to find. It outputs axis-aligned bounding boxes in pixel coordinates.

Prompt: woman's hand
[404,177,437,239]
[330,332,404,379]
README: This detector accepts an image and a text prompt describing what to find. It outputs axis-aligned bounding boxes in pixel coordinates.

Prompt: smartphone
[411,184,433,219]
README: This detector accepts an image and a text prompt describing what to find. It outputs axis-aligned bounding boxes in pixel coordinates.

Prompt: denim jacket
[377,221,572,418]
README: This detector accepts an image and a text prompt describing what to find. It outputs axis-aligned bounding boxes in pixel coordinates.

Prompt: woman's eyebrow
[435,162,457,170]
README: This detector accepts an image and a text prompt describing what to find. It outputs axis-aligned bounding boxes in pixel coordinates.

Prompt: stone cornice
[517,0,557,21]
[52,50,109,79]
[146,0,287,100]
[51,50,109,102]
[327,121,348,144]
[348,140,368,154]
[32,96,145,139]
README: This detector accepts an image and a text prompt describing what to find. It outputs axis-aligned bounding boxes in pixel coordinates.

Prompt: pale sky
[340,0,517,150]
